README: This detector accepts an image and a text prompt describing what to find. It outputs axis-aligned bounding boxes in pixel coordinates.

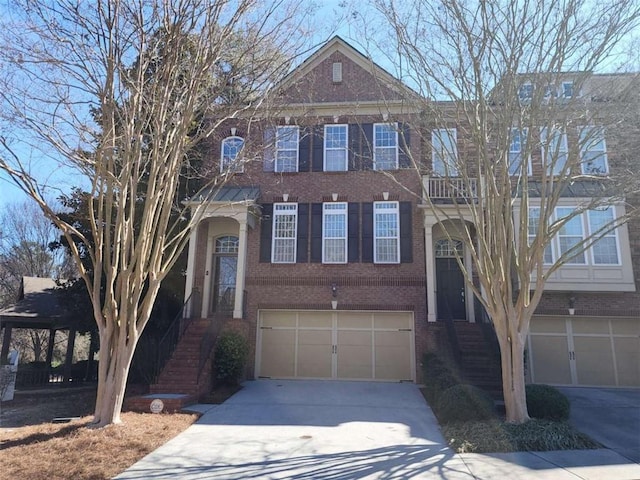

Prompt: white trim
[275,126,299,173]
[322,202,348,264]
[373,123,399,171]
[271,202,298,263]
[540,127,568,176]
[323,124,348,172]
[578,126,609,175]
[586,207,621,266]
[373,201,400,264]
[220,136,244,173]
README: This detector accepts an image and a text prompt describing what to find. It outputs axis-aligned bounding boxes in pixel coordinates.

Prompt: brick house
[153,37,639,400]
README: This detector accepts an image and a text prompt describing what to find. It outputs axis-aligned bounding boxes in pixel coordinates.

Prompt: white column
[201,223,215,318]
[183,225,199,317]
[233,219,248,319]
[424,218,437,322]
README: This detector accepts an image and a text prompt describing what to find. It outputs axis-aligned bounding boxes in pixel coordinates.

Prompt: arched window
[215,235,239,254]
[435,238,463,258]
[221,136,244,173]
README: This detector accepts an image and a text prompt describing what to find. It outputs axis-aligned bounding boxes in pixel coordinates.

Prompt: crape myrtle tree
[0,0,309,426]
[361,0,640,422]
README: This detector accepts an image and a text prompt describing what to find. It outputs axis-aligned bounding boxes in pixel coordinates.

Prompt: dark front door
[211,255,237,315]
[436,257,466,321]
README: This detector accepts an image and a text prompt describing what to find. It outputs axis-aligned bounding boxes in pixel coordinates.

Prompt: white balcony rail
[425,176,478,200]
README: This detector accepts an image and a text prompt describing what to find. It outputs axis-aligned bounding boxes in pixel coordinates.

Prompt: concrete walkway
[116,381,640,479]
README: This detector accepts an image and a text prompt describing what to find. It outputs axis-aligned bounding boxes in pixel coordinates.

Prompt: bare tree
[0,0,309,426]
[361,0,640,422]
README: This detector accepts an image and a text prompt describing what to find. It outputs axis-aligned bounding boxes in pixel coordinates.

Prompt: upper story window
[272,203,298,263]
[519,83,533,103]
[432,128,458,176]
[374,201,400,264]
[275,126,299,172]
[508,128,530,176]
[561,81,574,99]
[221,136,244,173]
[528,207,554,264]
[374,123,398,171]
[323,202,347,263]
[579,126,608,175]
[588,207,620,265]
[556,207,586,264]
[540,127,568,176]
[324,124,348,172]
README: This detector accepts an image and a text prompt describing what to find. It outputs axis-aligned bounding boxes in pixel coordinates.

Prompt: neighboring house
[170,37,639,394]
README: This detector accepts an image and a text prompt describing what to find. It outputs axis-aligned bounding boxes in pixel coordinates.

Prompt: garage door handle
[398,328,412,332]
[261,326,273,330]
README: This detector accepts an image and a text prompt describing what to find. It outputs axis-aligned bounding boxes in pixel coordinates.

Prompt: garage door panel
[529,335,572,384]
[298,329,332,345]
[574,337,615,386]
[338,312,373,329]
[572,318,609,335]
[338,330,372,346]
[261,311,297,328]
[530,317,565,334]
[298,345,332,378]
[613,337,640,386]
[338,346,373,379]
[612,319,640,336]
[298,311,333,328]
[375,331,412,380]
[260,329,295,377]
[374,312,412,329]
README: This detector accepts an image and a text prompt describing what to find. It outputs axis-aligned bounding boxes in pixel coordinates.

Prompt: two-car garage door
[256,310,415,382]
[528,316,640,387]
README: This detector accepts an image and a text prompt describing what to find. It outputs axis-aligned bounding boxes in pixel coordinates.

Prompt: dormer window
[220,136,244,173]
[562,81,574,99]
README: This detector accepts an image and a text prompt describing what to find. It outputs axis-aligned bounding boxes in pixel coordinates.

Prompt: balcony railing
[425,176,478,201]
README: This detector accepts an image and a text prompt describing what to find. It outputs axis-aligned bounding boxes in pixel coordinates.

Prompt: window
[275,126,299,172]
[540,127,568,175]
[324,124,348,171]
[435,238,463,258]
[556,207,585,264]
[374,201,400,263]
[220,136,244,173]
[579,126,608,174]
[588,207,619,265]
[519,83,533,103]
[528,207,554,264]
[374,123,398,170]
[272,203,297,263]
[432,129,458,176]
[562,81,574,99]
[322,202,347,263]
[508,128,530,175]
[332,62,342,83]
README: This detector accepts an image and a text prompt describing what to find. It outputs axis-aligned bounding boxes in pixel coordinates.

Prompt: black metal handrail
[155,290,199,382]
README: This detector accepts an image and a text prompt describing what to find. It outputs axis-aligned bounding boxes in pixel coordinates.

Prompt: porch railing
[426,176,478,200]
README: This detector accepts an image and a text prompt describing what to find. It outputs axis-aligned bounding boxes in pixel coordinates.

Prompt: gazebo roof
[0,277,71,329]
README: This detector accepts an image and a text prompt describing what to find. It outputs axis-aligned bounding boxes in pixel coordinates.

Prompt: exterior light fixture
[331,283,338,310]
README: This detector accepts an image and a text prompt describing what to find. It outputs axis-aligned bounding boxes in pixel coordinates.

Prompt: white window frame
[271,203,298,263]
[556,207,586,264]
[373,123,399,171]
[562,81,574,99]
[275,126,299,173]
[528,207,554,265]
[373,201,400,264]
[322,202,348,264]
[587,207,621,265]
[579,126,608,175]
[220,136,245,173]
[519,83,533,103]
[432,128,458,176]
[324,124,348,172]
[540,127,568,176]
[508,128,531,175]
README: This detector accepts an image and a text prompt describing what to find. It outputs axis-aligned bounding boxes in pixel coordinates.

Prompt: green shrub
[443,420,513,453]
[214,331,248,385]
[422,353,460,403]
[526,384,570,421]
[436,384,495,424]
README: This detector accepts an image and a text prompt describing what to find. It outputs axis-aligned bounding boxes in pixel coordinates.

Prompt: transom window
[435,238,463,258]
[432,128,458,176]
[322,202,347,263]
[272,203,298,263]
[374,123,398,171]
[215,236,239,254]
[508,128,530,175]
[275,126,299,172]
[324,125,348,172]
[374,201,400,264]
[220,137,244,173]
[540,127,568,176]
[579,126,608,175]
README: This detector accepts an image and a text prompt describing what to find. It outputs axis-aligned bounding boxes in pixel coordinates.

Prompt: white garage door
[257,310,415,382]
[528,316,640,387]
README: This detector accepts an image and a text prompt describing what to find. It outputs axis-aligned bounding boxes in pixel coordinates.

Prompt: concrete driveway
[115,380,472,479]
[560,387,640,463]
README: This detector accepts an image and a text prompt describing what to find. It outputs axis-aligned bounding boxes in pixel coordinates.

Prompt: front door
[435,239,466,321]
[210,236,238,315]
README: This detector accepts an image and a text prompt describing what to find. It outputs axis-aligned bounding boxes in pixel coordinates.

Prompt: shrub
[436,384,495,424]
[214,331,248,385]
[526,384,570,421]
[422,353,460,404]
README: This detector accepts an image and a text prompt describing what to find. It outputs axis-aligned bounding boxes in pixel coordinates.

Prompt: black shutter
[361,202,373,263]
[312,125,324,172]
[263,128,275,172]
[348,202,360,262]
[310,203,323,263]
[348,123,360,171]
[362,123,374,170]
[298,127,311,172]
[398,123,411,168]
[296,203,309,262]
[259,203,273,262]
[400,201,413,263]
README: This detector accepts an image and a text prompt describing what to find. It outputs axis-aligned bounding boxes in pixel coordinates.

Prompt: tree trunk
[499,327,530,423]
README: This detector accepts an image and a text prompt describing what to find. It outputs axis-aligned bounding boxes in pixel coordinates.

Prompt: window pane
[374,123,397,170]
[323,203,347,263]
[589,208,619,265]
[374,202,399,263]
[432,129,458,176]
[325,150,347,171]
[376,238,398,263]
[509,128,528,175]
[221,137,244,172]
[272,203,297,263]
[276,126,298,172]
[541,128,568,175]
[580,127,608,174]
[528,207,553,264]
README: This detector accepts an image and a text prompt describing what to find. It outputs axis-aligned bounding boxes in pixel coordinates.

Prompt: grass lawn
[0,387,198,480]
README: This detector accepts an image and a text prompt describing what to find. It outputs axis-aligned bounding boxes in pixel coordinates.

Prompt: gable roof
[0,276,71,328]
